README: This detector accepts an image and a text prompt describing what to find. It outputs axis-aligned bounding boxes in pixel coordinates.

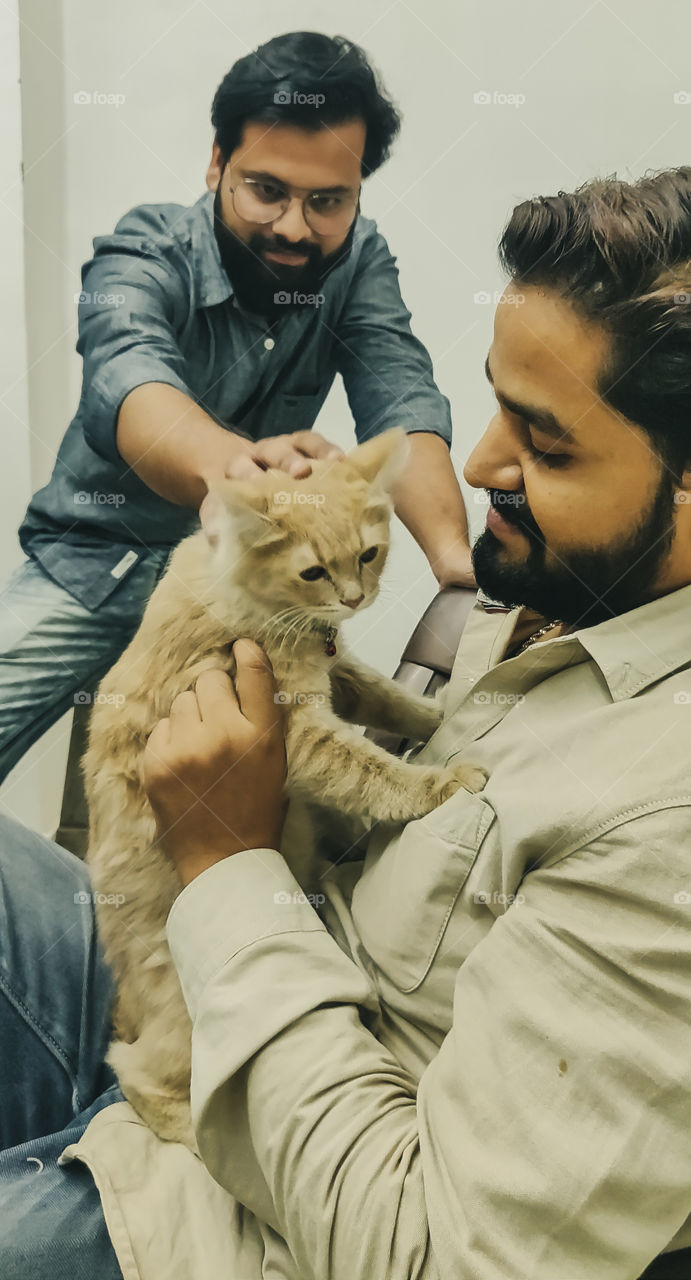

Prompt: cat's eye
[359,546,378,564]
[299,565,327,581]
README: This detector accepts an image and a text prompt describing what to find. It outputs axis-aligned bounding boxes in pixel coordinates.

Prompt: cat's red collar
[324,624,337,657]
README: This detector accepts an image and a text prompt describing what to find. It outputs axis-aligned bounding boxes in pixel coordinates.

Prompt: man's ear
[205,141,225,193]
[346,427,411,493]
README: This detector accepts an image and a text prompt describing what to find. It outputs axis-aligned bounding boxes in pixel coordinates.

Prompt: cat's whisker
[277,611,311,658]
[257,607,303,650]
[257,605,300,637]
[287,612,315,655]
[290,613,317,654]
[265,610,306,652]
[257,614,292,647]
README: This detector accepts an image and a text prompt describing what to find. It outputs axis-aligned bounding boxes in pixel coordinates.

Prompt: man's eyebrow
[242,169,351,195]
[484,353,577,444]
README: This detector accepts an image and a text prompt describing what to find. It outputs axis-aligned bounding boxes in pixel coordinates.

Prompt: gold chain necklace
[514,619,564,656]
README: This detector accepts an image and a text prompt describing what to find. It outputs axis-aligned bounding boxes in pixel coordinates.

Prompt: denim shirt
[18,190,452,611]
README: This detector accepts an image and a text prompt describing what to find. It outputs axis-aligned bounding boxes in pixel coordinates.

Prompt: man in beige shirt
[3,170,691,1278]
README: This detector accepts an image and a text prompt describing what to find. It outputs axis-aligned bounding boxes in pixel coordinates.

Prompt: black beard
[212,185,354,320]
[471,477,677,629]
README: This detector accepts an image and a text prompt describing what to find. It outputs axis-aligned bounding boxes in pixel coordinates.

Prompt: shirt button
[264,336,275,351]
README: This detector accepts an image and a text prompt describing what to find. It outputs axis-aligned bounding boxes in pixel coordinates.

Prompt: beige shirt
[60,585,691,1279]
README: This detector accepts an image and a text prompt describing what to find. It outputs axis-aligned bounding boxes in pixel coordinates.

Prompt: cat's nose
[341,593,364,609]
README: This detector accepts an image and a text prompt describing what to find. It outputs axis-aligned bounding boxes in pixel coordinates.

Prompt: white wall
[0,0,72,836]
[3,0,691,834]
[0,1,31,570]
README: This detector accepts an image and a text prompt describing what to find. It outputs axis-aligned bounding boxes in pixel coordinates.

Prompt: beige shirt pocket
[351,791,496,994]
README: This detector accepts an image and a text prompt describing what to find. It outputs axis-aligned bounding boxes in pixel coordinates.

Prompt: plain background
[2,0,690,835]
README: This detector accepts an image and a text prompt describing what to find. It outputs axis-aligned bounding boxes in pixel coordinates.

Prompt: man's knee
[0,813,91,903]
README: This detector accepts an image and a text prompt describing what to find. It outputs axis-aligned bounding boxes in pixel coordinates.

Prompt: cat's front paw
[431,761,488,807]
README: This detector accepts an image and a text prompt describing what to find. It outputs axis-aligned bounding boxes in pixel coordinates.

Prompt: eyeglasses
[227,173,360,236]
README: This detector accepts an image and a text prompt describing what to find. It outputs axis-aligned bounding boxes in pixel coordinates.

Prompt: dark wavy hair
[211,31,401,179]
[499,167,691,477]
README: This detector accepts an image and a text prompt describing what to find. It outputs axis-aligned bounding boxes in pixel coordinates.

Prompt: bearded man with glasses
[0,30,474,787]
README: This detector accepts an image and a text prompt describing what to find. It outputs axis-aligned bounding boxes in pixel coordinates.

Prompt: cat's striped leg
[328,656,443,740]
[285,707,485,824]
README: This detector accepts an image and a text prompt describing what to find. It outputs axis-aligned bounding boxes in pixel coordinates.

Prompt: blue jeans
[0,812,124,1277]
[0,548,173,785]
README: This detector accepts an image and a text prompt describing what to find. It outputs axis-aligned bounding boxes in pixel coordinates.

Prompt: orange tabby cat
[83,427,485,1149]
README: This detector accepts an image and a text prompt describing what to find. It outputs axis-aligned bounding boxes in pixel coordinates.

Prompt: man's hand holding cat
[223,429,344,481]
[142,640,288,888]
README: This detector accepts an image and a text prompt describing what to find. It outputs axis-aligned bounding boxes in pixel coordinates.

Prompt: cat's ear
[207,479,285,549]
[199,489,226,550]
[199,484,262,550]
[347,427,411,493]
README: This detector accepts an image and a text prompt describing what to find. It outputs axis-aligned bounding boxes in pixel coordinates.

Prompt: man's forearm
[116,383,253,507]
[391,431,472,577]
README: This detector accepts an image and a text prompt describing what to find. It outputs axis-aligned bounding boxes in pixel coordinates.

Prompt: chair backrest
[365,586,478,756]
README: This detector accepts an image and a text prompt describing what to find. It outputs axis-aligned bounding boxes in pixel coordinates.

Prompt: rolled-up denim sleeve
[333,227,452,446]
[77,207,193,465]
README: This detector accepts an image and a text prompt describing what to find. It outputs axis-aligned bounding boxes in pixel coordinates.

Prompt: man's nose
[464,411,523,494]
[271,197,313,242]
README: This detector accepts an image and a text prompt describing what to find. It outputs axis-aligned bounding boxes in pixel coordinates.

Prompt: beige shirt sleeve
[166,806,691,1280]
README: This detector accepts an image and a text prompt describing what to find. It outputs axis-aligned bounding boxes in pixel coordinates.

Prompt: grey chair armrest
[364,587,477,756]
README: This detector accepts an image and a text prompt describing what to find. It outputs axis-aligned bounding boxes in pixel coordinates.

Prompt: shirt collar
[499,581,691,701]
[190,189,234,309]
[575,581,691,699]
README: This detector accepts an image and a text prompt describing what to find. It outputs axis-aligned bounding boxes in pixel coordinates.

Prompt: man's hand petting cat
[142,640,288,888]
[224,429,344,481]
